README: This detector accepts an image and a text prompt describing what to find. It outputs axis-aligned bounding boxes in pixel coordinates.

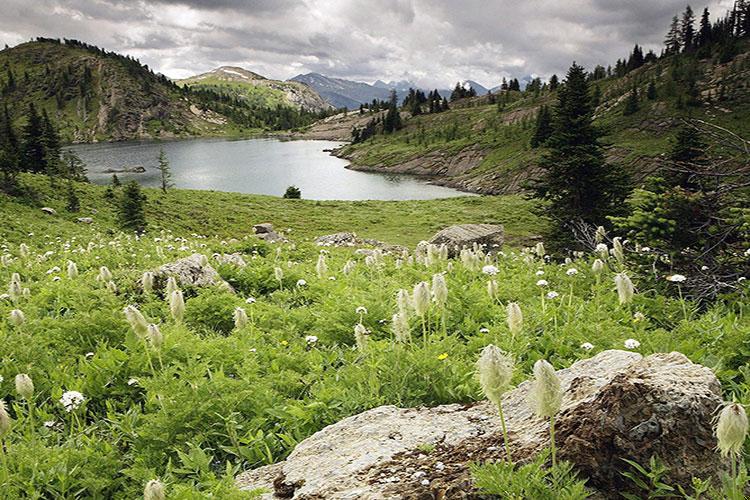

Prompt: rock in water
[428,224,504,256]
[236,350,723,499]
[153,253,231,291]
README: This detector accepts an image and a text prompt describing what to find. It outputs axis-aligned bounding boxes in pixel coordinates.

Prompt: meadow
[0,178,748,498]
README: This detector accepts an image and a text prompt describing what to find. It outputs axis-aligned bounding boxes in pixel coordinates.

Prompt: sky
[0,0,736,88]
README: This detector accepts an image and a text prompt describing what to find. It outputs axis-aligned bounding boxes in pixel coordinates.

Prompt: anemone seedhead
[316,253,328,278]
[147,324,164,349]
[354,323,368,351]
[506,302,523,336]
[170,290,185,322]
[0,400,11,438]
[144,479,166,500]
[487,279,499,299]
[412,281,431,317]
[477,344,514,406]
[15,373,34,400]
[431,273,448,307]
[233,307,248,329]
[592,259,605,274]
[530,359,562,418]
[141,272,154,294]
[716,402,748,458]
[124,305,149,338]
[614,273,635,305]
[165,276,179,296]
[9,309,25,327]
[67,260,78,279]
[391,312,410,343]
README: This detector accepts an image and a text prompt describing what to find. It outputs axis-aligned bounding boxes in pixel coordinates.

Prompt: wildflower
[530,359,562,466]
[60,391,85,412]
[141,272,154,293]
[580,342,594,351]
[477,345,514,406]
[147,324,164,349]
[67,260,78,278]
[43,420,56,428]
[391,312,410,343]
[9,309,25,327]
[246,297,256,304]
[106,281,117,293]
[19,243,29,257]
[354,323,368,351]
[716,402,748,459]
[666,274,687,283]
[546,291,559,299]
[165,276,178,296]
[624,338,640,349]
[612,237,624,264]
[487,279,498,300]
[305,335,318,344]
[614,273,634,305]
[15,374,34,399]
[535,242,545,258]
[0,400,10,438]
[594,226,606,244]
[396,289,411,317]
[633,311,646,322]
[296,279,307,287]
[170,290,185,322]
[506,302,523,336]
[479,327,489,333]
[85,352,94,358]
[144,479,166,500]
[316,253,328,278]
[124,305,149,338]
[127,378,139,386]
[641,247,651,253]
[342,260,356,275]
[412,281,431,317]
[592,259,605,274]
[535,270,545,276]
[432,274,448,308]
[482,265,499,275]
[356,306,368,315]
[536,279,548,287]
[566,268,578,276]
[595,243,608,258]
[97,266,112,282]
[437,352,449,360]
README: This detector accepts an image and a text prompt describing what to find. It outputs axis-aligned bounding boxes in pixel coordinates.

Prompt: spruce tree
[119,181,147,233]
[698,7,712,46]
[530,63,630,250]
[670,125,706,189]
[66,181,80,212]
[530,106,553,148]
[157,148,173,193]
[623,85,640,115]
[647,80,657,100]
[665,16,682,54]
[41,110,61,176]
[549,74,559,91]
[681,5,696,51]
[22,103,46,173]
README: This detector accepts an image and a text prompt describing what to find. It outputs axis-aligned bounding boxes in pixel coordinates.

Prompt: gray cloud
[0,0,735,87]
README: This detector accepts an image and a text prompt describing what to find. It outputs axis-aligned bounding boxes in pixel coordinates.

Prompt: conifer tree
[698,7,712,46]
[623,85,640,115]
[119,181,147,233]
[530,63,630,250]
[549,74,559,91]
[22,103,46,173]
[66,181,80,212]
[665,16,682,54]
[681,5,696,51]
[647,80,657,100]
[670,125,706,189]
[530,106,553,148]
[41,109,61,175]
[157,149,173,193]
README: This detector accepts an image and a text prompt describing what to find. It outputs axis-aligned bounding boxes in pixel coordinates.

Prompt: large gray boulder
[153,254,231,292]
[253,223,287,243]
[315,232,408,255]
[236,351,723,499]
[428,224,504,256]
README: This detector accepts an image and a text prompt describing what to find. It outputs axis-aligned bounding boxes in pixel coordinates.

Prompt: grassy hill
[176,67,330,113]
[0,176,748,497]
[328,41,750,194]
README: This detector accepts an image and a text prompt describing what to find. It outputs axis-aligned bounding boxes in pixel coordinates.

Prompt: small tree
[66,181,80,212]
[623,85,639,116]
[61,150,88,182]
[157,149,173,194]
[646,80,657,100]
[283,185,301,199]
[119,181,147,233]
[530,105,553,148]
[112,174,121,188]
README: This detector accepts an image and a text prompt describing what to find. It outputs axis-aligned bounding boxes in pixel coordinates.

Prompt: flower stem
[550,416,557,468]
[498,403,512,464]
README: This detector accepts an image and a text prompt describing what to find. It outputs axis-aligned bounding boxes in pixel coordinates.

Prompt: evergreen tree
[591,85,602,107]
[549,74,559,91]
[157,148,173,193]
[647,80,657,100]
[670,125,706,189]
[665,16,682,54]
[119,181,147,233]
[623,85,640,115]
[112,174,121,187]
[283,185,301,199]
[66,181,80,212]
[681,5,696,51]
[530,105,553,148]
[22,103,46,173]
[530,63,630,250]
[698,7,712,46]
[41,110,61,176]
[383,90,401,133]
[60,150,88,181]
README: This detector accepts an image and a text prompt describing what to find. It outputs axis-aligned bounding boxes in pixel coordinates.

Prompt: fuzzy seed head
[170,290,185,322]
[274,266,284,282]
[487,279,498,300]
[0,400,11,438]
[141,272,154,294]
[594,226,606,244]
[147,324,164,349]
[716,402,748,458]
[391,312,410,343]
[15,373,34,400]
[592,259,605,274]
[316,253,328,278]
[144,479,166,500]
[98,266,112,282]
[396,289,411,317]
[477,345,514,406]
[614,273,635,305]
[612,237,625,264]
[124,305,149,338]
[67,260,78,279]
[431,273,448,308]
[530,359,562,418]
[234,307,248,329]
[354,323,368,351]
[506,302,523,336]
[165,276,178,296]
[535,242,546,258]
[412,281,431,317]
[9,309,25,327]
[19,243,29,258]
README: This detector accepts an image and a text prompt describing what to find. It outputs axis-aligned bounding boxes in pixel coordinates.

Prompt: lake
[68,137,470,200]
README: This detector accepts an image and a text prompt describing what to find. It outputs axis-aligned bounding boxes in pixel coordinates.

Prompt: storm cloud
[0,0,736,88]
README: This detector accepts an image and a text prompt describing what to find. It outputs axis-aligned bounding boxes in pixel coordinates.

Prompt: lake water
[69,137,470,200]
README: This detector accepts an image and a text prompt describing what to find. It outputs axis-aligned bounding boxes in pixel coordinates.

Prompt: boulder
[76,217,94,224]
[236,351,724,499]
[315,232,408,255]
[41,207,57,216]
[153,254,231,291]
[253,223,287,243]
[213,253,247,267]
[428,224,504,256]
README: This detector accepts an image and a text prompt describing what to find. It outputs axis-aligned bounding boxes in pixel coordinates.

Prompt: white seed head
[144,479,166,500]
[594,226,606,244]
[15,373,34,400]
[592,259,605,274]
[431,273,448,308]
[612,237,624,264]
[477,345,514,406]
[165,276,179,296]
[615,273,635,305]
[124,305,149,338]
[316,253,328,278]
[98,266,112,282]
[141,272,154,294]
[147,324,164,349]
[487,279,498,299]
[19,243,29,258]
[170,290,185,322]
[234,307,248,329]
[535,242,546,258]
[391,312,410,343]
[354,323,368,351]
[9,309,25,327]
[67,260,78,279]
[274,266,284,282]
[412,281,431,317]
[506,302,523,336]
[396,289,411,317]
[0,400,11,438]
[530,359,562,418]
[716,402,748,458]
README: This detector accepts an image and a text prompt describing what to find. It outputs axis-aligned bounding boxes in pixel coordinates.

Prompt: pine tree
[112,174,121,187]
[530,63,630,250]
[119,181,147,233]
[66,181,80,212]
[681,5,696,51]
[530,106,553,148]
[157,149,173,193]
[698,7,712,46]
[623,85,640,115]
[22,103,46,173]
[670,125,706,189]
[41,110,61,176]
[549,74,559,91]
[665,16,682,54]
[647,80,657,100]
[383,90,401,133]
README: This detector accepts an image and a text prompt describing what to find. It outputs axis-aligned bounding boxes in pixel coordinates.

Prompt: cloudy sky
[0,0,735,88]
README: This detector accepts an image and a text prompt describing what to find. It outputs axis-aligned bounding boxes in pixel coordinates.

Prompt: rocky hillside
[322,41,750,194]
[177,66,331,113]
[0,39,236,142]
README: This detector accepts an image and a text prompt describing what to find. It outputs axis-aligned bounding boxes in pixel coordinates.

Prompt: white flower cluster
[60,390,85,412]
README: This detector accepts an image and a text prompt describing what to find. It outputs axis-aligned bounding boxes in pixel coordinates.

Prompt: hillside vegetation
[330,41,750,194]
[0,176,748,497]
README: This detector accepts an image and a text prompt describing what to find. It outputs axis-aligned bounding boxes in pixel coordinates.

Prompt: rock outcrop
[153,254,231,292]
[253,223,287,243]
[428,224,504,256]
[315,232,408,254]
[236,350,724,499]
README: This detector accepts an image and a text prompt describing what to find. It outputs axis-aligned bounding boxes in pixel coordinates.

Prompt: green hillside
[333,41,750,194]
